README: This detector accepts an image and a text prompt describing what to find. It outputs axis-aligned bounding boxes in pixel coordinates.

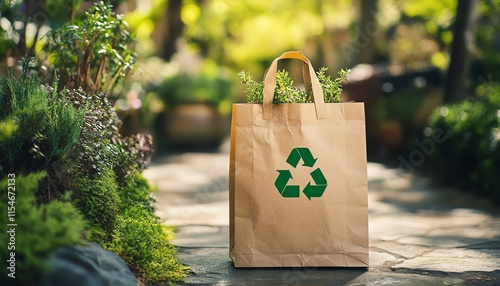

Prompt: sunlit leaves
[45,1,137,97]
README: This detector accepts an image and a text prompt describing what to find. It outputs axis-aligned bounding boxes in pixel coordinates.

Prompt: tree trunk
[355,0,378,64]
[444,0,478,102]
[159,0,184,61]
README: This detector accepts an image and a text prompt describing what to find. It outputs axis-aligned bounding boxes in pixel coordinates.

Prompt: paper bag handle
[263,51,326,120]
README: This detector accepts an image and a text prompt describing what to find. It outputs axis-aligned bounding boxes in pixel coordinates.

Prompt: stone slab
[392,248,500,273]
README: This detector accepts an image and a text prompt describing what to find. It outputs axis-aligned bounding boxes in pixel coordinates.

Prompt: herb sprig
[239,67,349,104]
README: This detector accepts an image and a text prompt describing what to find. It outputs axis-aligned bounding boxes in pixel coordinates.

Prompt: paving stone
[144,152,229,227]
[173,225,229,248]
[370,242,431,260]
[157,198,229,226]
[368,250,399,268]
[392,248,500,273]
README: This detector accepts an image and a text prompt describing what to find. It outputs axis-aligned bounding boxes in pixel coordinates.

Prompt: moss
[119,173,156,216]
[71,170,188,282]
[71,168,121,236]
[108,205,188,283]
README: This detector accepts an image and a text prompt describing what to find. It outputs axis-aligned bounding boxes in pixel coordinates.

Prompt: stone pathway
[143,141,500,285]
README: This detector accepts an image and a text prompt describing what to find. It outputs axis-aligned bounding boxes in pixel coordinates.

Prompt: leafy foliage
[239,70,263,103]
[426,82,500,200]
[477,0,500,81]
[273,70,310,103]
[240,67,349,104]
[402,0,455,28]
[317,67,350,104]
[59,86,174,282]
[45,1,137,97]
[64,88,153,184]
[0,0,82,58]
[0,172,86,286]
[69,167,187,282]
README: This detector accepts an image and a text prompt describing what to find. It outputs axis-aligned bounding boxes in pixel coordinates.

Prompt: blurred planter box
[153,71,234,150]
[160,104,230,149]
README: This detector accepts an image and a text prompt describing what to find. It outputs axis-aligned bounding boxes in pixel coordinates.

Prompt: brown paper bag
[229,51,368,267]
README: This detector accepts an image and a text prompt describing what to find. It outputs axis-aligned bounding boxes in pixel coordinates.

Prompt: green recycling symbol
[275,147,328,200]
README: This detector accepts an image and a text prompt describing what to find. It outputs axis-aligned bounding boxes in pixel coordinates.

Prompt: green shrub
[64,88,153,185]
[45,1,137,97]
[0,74,84,181]
[63,89,122,179]
[0,172,86,286]
[426,82,500,200]
[108,205,188,283]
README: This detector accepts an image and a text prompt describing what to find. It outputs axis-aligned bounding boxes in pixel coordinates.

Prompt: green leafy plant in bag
[239,67,349,104]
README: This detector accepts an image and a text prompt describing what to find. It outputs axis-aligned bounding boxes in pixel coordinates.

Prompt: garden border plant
[0,2,188,285]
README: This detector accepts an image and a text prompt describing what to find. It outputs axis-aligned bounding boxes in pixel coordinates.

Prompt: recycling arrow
[275,170,300,197]
[286,148,317,167]
[275,147,328,200]
[302,168,327,200]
